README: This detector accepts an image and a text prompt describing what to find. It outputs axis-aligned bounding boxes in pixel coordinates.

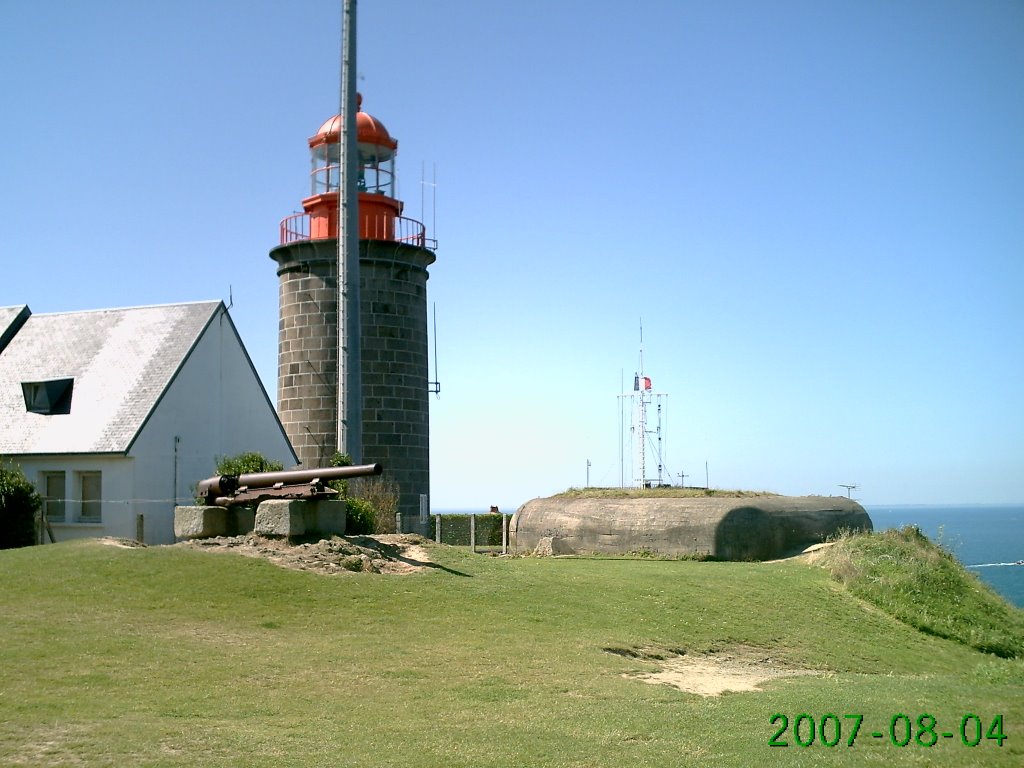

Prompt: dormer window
[21,378,74,415]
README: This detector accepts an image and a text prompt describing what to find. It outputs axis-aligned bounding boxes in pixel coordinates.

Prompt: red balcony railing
[279,212,435,250]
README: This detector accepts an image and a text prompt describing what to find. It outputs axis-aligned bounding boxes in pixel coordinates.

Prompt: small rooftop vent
[22,378,74,415]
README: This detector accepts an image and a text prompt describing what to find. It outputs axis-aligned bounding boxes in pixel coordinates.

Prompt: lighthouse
[270,94,436,531]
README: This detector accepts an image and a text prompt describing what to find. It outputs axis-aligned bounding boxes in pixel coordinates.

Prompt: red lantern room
[282,93,422,244]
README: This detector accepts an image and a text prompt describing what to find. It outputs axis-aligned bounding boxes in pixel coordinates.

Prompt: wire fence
[428,514,510,554]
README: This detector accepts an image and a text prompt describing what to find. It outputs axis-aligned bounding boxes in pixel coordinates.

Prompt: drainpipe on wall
[173,435,181,506]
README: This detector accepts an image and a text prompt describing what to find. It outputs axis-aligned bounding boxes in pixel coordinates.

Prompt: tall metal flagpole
[338,0,362,461]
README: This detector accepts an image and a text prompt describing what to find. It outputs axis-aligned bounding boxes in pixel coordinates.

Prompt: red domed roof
[310,94,397,150]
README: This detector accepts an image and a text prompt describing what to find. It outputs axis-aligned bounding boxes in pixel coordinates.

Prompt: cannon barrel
[196,463,383,502]
[237,463,382,489]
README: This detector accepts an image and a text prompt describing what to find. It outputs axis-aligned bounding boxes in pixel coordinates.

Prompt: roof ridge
[26,299,222,318]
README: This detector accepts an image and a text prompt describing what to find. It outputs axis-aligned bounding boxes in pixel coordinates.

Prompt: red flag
[643,377,652,390]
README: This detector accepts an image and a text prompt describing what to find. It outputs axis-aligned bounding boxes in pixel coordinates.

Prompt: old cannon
[196,463,383,507]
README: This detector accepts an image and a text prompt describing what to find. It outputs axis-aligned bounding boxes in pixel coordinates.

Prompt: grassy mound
[818,526,1024,658]
[556,486,777,499]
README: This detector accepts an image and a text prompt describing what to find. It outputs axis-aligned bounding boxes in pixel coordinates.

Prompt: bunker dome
[510,495,872,560]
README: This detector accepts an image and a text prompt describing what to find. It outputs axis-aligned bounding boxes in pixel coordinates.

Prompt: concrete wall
[511,495,872,561]
[270,238,435,532]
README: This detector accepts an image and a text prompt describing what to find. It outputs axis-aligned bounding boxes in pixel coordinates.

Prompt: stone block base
[174,506,229,540]
[254,500,347,539]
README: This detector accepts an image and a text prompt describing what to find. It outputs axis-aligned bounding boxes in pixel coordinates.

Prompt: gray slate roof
[0,301,221,455]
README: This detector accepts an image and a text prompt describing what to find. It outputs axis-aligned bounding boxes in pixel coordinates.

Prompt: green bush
[0,463,41,549]
[348,476,399,534]
[330,453,398,534]
[346,497,377,535]
[214,452,284,477]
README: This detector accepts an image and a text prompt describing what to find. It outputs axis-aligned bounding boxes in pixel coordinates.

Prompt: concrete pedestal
[254,499,347,539]
[174,506,229,540]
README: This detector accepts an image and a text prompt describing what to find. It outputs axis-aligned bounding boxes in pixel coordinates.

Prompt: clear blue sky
[2,1,1021,508]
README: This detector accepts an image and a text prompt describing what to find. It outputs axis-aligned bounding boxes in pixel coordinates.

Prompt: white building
[0,301,296,544]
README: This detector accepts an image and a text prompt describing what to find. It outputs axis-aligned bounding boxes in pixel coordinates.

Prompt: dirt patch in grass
[610,645,820,697]
[177,533,433,575]
[100,534,433,575]
[98,537,148,549]
[0,723,90,766]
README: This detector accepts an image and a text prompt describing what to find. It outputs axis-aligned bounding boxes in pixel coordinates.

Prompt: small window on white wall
[42,472,66,522]
[78,472,101,522]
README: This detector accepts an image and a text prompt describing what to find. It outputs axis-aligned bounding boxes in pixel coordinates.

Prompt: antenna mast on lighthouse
[338,0,362,461]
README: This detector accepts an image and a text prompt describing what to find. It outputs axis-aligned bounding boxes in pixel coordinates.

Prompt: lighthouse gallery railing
[280,212,434,250]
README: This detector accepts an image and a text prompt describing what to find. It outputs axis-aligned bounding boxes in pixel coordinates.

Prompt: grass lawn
[0,536,1021,767]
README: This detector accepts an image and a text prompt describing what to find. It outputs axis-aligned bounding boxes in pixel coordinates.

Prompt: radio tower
[618,324,670,488]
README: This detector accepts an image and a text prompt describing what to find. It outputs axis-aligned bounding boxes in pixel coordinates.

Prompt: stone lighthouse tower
[270,94,436,530]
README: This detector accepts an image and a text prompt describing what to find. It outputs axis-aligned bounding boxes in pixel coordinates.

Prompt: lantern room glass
[309,143,395,197]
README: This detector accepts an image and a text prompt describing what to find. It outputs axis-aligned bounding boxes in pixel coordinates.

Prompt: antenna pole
[657,398,663,486]
[338,0,361,461]
[428,303,440,396]
[618,370,623,488]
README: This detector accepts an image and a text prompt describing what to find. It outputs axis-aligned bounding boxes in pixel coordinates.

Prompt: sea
[865,504,1024,609]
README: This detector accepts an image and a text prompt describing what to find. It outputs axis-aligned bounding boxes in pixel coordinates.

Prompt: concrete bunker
[511,495,871,560]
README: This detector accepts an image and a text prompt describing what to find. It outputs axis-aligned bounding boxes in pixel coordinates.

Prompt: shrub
[348,476,399,534]
[215,452,284,477]
[345,497,377,535]
[329,452,399,534]
[0,463,42,549]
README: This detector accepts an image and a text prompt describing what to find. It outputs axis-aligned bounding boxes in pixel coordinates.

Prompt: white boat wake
[967,562,1024,568]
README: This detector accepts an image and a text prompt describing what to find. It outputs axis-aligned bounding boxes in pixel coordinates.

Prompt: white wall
[19,455,135,542]
[128,307,295,543]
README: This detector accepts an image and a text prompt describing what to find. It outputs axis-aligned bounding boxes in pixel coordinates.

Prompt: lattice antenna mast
[636,322,646,486]
[618,324,671,488]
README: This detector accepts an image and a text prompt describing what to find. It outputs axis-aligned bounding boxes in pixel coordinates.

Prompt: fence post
[395,512,402,534]
[435,514,441,544]
[136,513,144,544]
[502,513,508,555]
[470,514,476,553]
